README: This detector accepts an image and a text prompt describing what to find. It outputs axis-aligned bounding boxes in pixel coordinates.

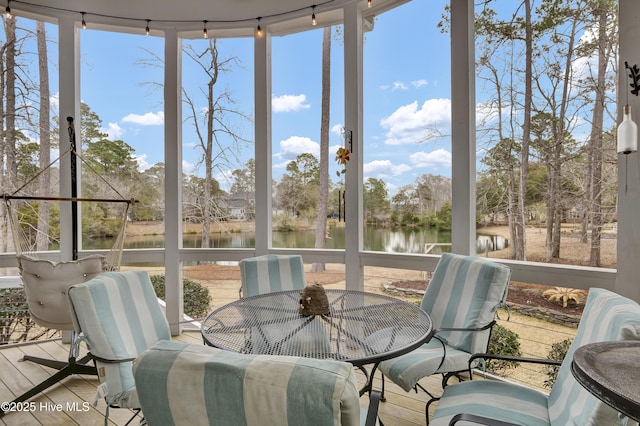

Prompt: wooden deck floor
[0,331,440,426]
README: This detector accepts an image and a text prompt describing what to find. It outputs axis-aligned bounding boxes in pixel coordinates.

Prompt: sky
[15,0,614,198]
[64,0,453,196]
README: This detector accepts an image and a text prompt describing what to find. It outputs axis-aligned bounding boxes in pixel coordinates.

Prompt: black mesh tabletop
[201,289,432,367]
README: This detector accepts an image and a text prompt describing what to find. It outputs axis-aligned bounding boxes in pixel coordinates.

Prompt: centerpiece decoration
[299,283,330,316]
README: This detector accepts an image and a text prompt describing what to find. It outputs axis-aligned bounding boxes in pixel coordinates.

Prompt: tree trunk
[589,0,610,267]
[0,23,8,252]
[516,0,533,261]
[35,21,51,251]
[311,27,331,273]
[4,17,17,252]
[201,39,220,249]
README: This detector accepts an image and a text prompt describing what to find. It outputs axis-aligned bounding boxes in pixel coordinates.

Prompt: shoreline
[127,221,616,269]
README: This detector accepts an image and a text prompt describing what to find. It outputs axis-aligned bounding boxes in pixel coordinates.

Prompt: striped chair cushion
[378,339,472,392]
[421,253,511,354]
[547,287,640,425]
[68,270,171,409]
[431,379,551,426]
[429,288,640,426]
[379,253,511,392]
[133,341,362,426]
[239,254,307,297]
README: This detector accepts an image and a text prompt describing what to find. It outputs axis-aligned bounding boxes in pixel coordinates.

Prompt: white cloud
[381,80,428,91]
[51,92,60,111]
[104,122,124,139]
[215,170,234,192]
[409,149,451,169]
[182,159,195,174]
[364,160,411,179]
[122,111,164,125]
[276,136,320,163]
[272,94,311,112]
[134,153,151,171]
[331,123,343,136]
[380,98,451,145]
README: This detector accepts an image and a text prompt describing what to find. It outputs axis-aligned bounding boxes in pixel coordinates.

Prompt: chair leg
[21,352,94,371]
[0,357,97,418]
[123,408,142,426]
[20,354,70,370]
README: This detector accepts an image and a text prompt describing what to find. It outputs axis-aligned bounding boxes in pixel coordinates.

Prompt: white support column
[344,3,364,291]
[58,16,80,262]
[616,0,640,302]
[450,0,476,255]
[164,29,184,335]
[254,29,273,255]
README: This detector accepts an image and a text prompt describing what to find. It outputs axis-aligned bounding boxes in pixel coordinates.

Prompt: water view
[82,225,507,255]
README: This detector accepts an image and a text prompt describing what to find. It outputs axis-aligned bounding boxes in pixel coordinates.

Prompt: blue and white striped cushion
[378,339,472,392]
[430,379,550,426]
[133,341,362,426]
[379,253,511,392]
[429,288,640,426]
[547,287,640,425]
[68,270,171,408]
[421,253,511,354]
[239,254,307,297]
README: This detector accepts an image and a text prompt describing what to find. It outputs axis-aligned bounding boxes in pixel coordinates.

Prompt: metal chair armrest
[436,320,495,334]
[364,390,381,426]
[449,413,522,426]
[469,352,562,367]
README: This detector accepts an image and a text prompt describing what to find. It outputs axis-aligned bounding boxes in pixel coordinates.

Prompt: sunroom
[0,0,639,424]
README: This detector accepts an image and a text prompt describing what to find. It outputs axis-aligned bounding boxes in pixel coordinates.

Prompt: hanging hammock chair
[0,117,136,411]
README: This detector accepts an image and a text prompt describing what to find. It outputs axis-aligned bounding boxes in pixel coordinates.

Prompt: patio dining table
[201,288,433,395]
[571,341,640,422]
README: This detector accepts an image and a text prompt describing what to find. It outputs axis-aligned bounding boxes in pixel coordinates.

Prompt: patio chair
[429,287,640,425]
[239,254,307,298]
[377,253,511,423]
[0,255,103,415]
[67,270,171,426]
[133,340,381,426]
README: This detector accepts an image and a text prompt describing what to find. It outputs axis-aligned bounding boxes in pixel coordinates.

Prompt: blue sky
[59,1,452,195]
[19,0,612,198]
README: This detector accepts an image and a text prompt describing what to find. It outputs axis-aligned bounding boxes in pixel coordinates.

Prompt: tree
[1,15,18,253]
[230,159,255,195]
[230,159,255,219]
[183,174,226,226]
[132,163,165,222]
[582,0,617,266]
[312,27,332,273]
[363,177,390,223]
[277,154,320,219]
[35,21,51,251]
[392,184,419,224]
[183,38,250,248]
[80,102,109,144]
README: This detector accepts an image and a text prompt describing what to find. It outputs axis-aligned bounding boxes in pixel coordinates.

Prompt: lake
[83,225,507,255]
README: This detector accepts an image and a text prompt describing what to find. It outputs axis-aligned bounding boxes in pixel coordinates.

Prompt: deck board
[0,332,436,425]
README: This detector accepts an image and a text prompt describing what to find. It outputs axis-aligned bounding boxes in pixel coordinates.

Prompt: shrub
[150,275,212,319]
[543,338,572,389]
[0,288,32,343]
[484,323,522,374]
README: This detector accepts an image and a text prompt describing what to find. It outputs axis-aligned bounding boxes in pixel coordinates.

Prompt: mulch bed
[183,264,586,315]
[390,280,585,315]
